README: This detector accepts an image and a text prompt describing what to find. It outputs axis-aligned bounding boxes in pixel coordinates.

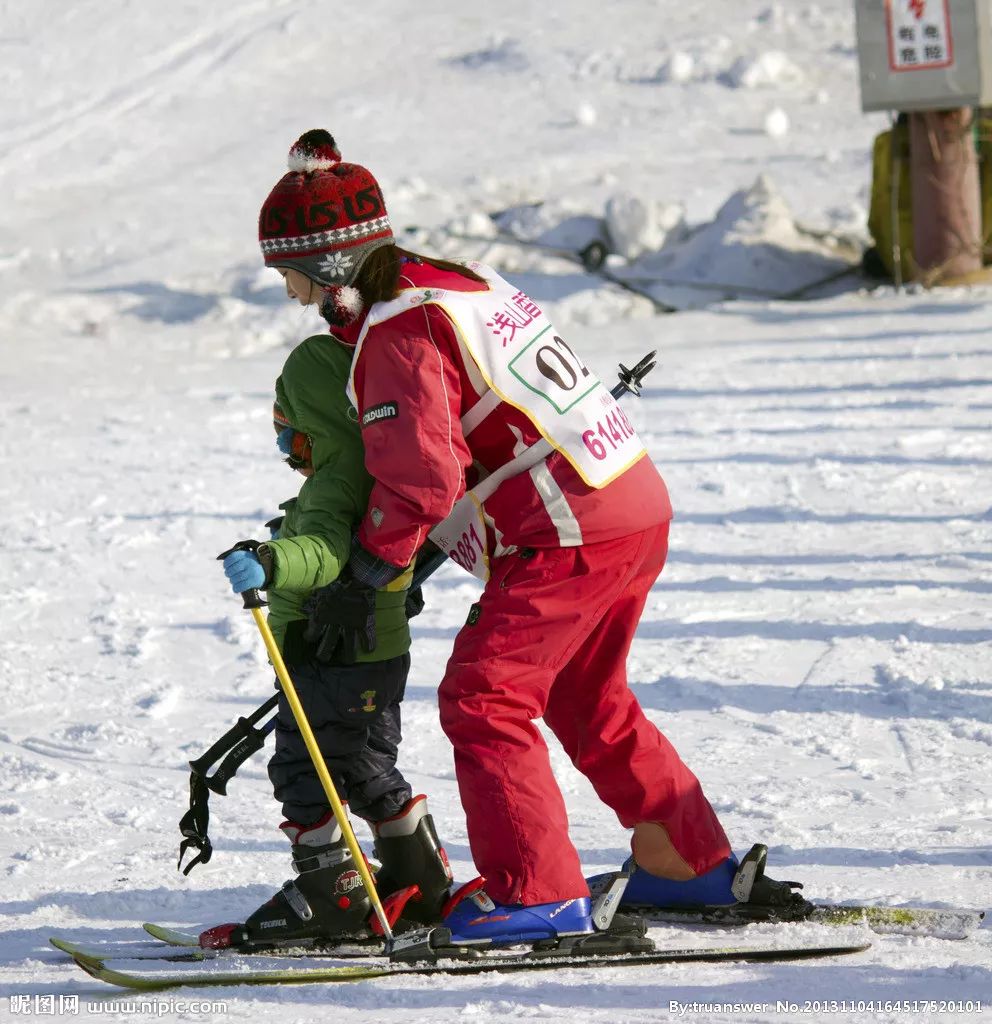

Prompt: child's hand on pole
[223,550,266,593]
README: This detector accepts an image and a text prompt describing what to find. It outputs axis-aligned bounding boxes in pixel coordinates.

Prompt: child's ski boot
[370,795,453,927]
[199,810,374,950]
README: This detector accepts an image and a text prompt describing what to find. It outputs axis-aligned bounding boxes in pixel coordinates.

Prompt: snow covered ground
[1,2,990,1022]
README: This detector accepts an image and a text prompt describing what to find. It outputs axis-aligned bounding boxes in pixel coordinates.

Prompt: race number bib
[447,272,646,488]
[428,492,489,581]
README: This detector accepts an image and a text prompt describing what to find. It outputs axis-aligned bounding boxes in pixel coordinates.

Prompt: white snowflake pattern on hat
[317,251,355,278]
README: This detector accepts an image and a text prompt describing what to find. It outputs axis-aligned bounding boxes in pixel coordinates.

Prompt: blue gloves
[223,549,267,593]
[276,427,296,455]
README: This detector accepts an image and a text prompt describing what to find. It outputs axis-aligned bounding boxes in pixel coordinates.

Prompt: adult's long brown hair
[354,245,487,309]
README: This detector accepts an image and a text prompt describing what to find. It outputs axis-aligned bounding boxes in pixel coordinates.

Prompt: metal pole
[241,588,394,946]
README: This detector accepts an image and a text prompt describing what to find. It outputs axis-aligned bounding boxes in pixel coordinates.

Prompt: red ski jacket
[338,260,673,569]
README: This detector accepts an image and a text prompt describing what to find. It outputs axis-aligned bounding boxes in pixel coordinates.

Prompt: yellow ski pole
[222,547,394,947]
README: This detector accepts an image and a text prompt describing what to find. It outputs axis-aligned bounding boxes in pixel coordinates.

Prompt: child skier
[251,129,808,950]
[208,332,452,950]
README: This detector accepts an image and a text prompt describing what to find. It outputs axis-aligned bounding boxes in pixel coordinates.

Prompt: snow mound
[493,199,596,243]
[659,51,696,84]
[416,176,857,311]
[722,50,807,89]
[604,193,688,260]
[619,174,853,303]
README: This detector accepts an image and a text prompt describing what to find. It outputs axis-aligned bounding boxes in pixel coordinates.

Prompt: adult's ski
[68,941,871,991]
[622,903,984,939]
[586,846,984,941]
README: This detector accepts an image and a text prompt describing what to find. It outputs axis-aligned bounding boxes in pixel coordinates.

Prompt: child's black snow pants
[267,628,411,826]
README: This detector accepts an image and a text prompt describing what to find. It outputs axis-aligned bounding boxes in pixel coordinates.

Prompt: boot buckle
[281,879,314,921]
[292,846,351,875]
[731,843,768,902]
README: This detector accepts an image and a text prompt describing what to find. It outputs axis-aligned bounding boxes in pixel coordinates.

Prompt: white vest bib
[347,264,646,579]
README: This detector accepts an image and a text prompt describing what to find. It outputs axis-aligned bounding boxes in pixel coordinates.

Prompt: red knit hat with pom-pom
[258,130,393,291]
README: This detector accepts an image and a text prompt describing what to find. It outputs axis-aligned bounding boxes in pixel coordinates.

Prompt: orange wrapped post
[909,108,983,282]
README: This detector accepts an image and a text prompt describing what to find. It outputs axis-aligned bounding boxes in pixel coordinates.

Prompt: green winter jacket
[260,335,413,661]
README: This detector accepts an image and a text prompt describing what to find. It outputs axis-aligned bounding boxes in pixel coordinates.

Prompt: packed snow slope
[1,2,990,1022]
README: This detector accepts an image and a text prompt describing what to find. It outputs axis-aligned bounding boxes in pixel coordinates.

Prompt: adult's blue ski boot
[443,878,595,945]
[389,876,655,962]
[588,843,813,924]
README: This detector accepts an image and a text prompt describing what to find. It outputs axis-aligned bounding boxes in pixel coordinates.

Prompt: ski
[142,923,200,946]
[51,895,980,968]
[68,941,871,991]
[50,936,205,963]
[616,903,984,940]
[51,896,979,966]
[50,927,376,964]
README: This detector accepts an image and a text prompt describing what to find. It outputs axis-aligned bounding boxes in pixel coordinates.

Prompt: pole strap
[178,694,279,875]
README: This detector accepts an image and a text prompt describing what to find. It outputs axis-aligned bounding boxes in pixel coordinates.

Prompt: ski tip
[70,954,103,981]
[70,954,169,991]
[68,949,105,972]
[816,904,985,939]
[142,922,201,947]
[49,937,114,961]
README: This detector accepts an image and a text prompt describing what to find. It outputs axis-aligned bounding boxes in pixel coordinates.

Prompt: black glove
[404,586,425,620]
[302,576,377,665]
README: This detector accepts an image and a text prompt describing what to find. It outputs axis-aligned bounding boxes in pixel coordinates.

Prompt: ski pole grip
[241,588,266,610]
[217,540,268,610]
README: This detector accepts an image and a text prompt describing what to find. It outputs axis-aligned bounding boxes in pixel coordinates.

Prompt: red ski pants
[438,522,731,905]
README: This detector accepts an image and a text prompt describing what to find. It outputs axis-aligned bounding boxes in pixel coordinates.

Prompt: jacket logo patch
[348,690,377,713]
[362,402,398,427]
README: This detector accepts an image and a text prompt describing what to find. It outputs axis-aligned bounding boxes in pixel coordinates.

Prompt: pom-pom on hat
[258,129,393,289]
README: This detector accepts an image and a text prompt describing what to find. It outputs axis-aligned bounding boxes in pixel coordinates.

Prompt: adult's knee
[437,668,493,742]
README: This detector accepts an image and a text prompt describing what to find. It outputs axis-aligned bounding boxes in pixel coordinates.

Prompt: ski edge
[70,942,872,991]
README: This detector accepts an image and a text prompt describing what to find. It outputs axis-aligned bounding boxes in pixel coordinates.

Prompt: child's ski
[69,940,871,991]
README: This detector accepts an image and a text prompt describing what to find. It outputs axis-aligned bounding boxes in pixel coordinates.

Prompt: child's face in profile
[278,268,323,307]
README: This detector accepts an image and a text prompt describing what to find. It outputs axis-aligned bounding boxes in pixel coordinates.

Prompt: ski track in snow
[2,2,991,1022]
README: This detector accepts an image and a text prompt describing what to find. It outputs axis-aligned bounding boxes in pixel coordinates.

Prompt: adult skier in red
[255,129,806,947]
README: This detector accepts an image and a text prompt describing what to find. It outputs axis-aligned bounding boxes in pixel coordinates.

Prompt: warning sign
[885,0,954,71]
